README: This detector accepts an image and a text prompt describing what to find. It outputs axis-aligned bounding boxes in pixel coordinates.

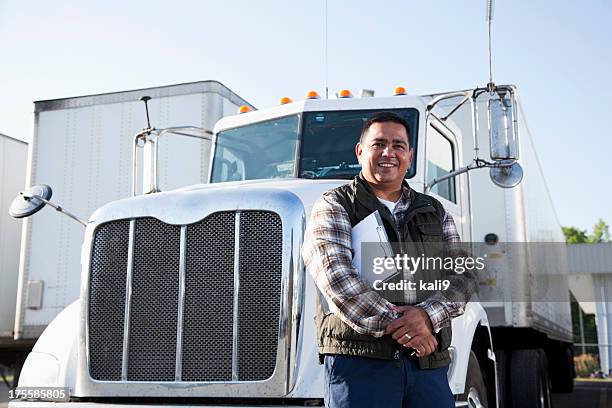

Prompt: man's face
[355,121,413,191]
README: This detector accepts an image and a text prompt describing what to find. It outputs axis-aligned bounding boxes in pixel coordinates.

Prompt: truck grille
[88,211,283,382]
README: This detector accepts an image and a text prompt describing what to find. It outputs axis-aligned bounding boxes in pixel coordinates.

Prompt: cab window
[427,125,456,203]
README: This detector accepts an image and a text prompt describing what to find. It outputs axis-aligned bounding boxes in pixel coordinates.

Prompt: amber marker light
[279,97,293,105]
[238,105,251,114]
[306,90,320,99]
[338,89,353,98]
[394,86,407,96]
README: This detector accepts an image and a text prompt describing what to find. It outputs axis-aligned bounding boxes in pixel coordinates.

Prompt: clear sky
[1,0,610,230]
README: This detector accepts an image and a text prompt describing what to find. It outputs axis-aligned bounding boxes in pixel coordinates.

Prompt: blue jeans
[324,354,454,408]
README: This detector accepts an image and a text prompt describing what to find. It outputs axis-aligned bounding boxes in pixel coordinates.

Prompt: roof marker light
[306,90,320,99]
[238,105,252,114]
[279,97,293,105]
[338,89,353,98]
[394,86,407,96]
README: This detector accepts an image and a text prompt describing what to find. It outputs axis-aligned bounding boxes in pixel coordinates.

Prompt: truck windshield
[210,115,299,183]
[210,108,418,183]
[299,108,419,179]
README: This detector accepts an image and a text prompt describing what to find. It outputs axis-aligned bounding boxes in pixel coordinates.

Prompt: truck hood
[89,178,348,226]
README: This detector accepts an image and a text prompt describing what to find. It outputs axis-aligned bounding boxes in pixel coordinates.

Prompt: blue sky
[1,0,610,230]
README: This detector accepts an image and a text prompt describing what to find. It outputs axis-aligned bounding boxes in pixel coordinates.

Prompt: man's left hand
[385,305,434,340]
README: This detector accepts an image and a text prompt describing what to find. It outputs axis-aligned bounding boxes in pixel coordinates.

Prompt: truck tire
[510,349,551,408]
[494,350,508,408]
[550,344,574,393]
[458,351,488,408]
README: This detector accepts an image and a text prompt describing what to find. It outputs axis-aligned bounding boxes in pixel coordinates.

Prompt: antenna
[486,0,495,92]
[140,95,152,129]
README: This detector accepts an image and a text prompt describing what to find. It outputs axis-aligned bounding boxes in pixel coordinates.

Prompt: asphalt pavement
[552,380,612,408]
[1,381,8,408]
[1,379,611,407]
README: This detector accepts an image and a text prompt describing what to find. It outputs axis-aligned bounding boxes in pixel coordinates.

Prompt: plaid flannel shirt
[302,184,466,337]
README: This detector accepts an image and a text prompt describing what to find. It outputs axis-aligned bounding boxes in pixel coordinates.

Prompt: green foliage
[562,226,589,243]
[591,219,611,243]
[563,219,611,244]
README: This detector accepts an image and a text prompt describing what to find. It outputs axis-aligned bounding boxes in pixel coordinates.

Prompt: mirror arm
[131,126,212,196]
[425,157,514,193]
[150,127,213,194]
[440,95,471,121]
[132,127,155,197]
[426,162,475,193]
[426,157,517,192]
[21,193,87,227]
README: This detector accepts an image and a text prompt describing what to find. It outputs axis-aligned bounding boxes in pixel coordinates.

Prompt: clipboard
[351,210,400,287]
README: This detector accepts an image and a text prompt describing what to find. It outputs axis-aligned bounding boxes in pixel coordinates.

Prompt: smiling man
[302,111,476,407]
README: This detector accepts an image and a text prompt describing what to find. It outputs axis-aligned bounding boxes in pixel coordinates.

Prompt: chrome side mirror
[490,161,523,188]
[9,184,87,226]
[488,87,519,161]
[9,185,53,218]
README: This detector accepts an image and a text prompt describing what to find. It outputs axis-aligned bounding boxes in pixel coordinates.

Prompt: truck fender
[17,300,80,390]
[447,302,492,395]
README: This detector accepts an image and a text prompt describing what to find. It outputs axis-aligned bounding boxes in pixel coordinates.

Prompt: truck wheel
[458,351,488,408]
[550,344,574,393]
[510,349,551,408]
[494,350,508,408]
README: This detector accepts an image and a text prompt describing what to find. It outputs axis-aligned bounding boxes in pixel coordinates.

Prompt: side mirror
[490,161,523,189]
[488,88,519,161]
[9,185,53,218]
[9,184,87,226]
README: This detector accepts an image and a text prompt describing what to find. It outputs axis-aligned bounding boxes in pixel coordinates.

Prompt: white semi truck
[8,84,573,408]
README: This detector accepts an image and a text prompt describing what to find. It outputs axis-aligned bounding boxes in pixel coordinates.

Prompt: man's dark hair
[359,111,411,145]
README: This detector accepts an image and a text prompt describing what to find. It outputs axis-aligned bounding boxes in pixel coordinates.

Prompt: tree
[563,219,611,244]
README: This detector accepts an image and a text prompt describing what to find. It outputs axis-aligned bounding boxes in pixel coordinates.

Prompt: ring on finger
[403,333,412,340]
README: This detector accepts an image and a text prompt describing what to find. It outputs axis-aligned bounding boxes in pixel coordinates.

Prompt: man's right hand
[396,332,438,357]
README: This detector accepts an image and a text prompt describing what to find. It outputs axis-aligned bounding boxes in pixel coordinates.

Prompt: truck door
[425,120,467,240]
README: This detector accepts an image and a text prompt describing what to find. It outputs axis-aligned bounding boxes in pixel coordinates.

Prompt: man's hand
[385,305,437,356]
[399,333,438,357]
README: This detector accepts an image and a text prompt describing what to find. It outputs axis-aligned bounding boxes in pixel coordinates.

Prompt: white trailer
[12,81,252,343]
[9,84,572,408]
[0,133,29,379]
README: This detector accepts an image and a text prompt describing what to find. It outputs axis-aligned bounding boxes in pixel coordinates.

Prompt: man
[302,111,476,407]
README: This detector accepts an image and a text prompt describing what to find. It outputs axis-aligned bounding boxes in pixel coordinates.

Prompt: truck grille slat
[238,212,282,380]
[182,212,235,381]
[88,211,283,383]
[88,220,130,381]
[128,218,181,381]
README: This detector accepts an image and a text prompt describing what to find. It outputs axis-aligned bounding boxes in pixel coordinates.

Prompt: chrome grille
[88,211,283,382]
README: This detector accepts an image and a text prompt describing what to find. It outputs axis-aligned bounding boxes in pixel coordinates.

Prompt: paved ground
[552,380,612,408]
[1,379,611,407]
[1,381,8,408]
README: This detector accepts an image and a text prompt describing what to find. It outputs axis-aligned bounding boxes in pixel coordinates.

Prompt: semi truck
[8,83,573,408]
[3,81,251,383]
